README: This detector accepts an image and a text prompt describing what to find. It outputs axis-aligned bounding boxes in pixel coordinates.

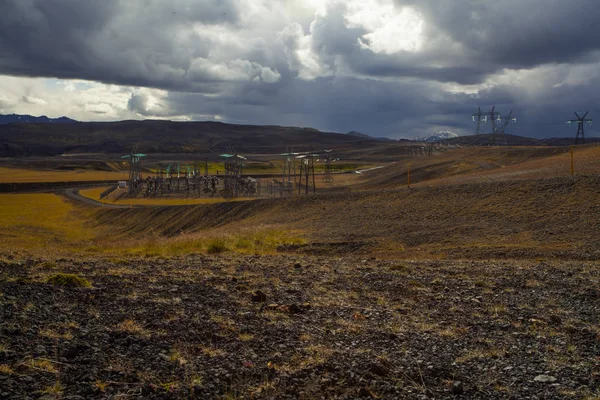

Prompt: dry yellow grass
[102,228,306,258]
[0,192,305,258]
[0,193,97,254]
[0,167,127,183]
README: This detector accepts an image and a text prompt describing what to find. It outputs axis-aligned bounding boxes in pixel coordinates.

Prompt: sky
[1,0,599,139]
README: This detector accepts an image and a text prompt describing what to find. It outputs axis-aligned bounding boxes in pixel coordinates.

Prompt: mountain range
[0,113,78,125]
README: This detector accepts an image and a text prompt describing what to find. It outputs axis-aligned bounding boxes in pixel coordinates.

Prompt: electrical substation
[118,146,336,200]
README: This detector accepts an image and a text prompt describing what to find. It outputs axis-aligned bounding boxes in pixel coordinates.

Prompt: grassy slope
[0,194,100,256]
[95,175,600,260]
[79,187,256,206]
[0,167,128,183]
[355,144,600,189]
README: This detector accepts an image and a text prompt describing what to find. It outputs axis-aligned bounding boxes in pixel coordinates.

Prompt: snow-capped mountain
[424,131,459,142]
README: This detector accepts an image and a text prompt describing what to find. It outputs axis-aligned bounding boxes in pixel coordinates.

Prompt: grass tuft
[46,273,91,288]
[0,364,14,375]
[206,238,229,254]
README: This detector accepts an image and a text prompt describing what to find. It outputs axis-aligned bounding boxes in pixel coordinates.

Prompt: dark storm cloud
[164,76,457,137]
[303,0,600,84]
[0,0,244,91]
[401,0,600,68]
[1,0,599,139]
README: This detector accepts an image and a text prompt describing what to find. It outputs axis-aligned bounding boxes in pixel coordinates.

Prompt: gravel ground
[1,255,598,399]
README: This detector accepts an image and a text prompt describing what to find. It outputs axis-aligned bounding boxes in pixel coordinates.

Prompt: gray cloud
[0,0,599,139]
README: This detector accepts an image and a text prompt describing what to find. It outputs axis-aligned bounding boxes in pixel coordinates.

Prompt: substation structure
[122,146,336,200]
[264,147,335,197]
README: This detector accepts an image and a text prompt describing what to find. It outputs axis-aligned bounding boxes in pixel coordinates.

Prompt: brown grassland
[0,167,128,183]
[0,145,599,399]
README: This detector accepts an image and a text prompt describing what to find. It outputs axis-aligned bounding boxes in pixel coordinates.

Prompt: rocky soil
[0,255,598,399]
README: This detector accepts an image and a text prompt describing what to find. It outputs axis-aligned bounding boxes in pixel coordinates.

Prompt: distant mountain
[424,131,459,142]
[442,133,600,146]
[347,130,394,142]
[0,120,383,157]
[0,113,78,125]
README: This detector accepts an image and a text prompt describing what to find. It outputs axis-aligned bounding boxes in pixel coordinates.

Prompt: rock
[62,344,89,360]
[287,304,301,314]
[533,375,557,383]
[358,387,376,398]
[369,362,388,377]
[549,315,562,325]
[294,262,302,269]
[251,290,267,302]
[452,381,464,395]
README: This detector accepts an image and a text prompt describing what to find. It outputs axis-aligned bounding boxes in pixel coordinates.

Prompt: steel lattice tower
[567,112,592,144]
[323,150,333,182]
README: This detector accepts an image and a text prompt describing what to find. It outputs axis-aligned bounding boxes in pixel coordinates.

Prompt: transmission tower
[221,146,244,197]
[472,107,484,135]
[567,112,592,144]
[323,149,333,182]
[473,106,512,145]
[493,110,517,145]
[122,146,146,195]
[296,148,316,195]
[281,148,297,195]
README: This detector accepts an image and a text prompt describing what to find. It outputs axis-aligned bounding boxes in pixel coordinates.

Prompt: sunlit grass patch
[238,333,254,341]
[42,382,64,396]
[116,319,148,336]
[46,273,91,288]
[25,358,59,374]
[206,238,229,254]
[199,346,226,358]
[39,328,73,340]
[455,348,507,363]
[0,166,127,183]
[119,228,306,257]
[0,364,14,375]
[0,193,98,254]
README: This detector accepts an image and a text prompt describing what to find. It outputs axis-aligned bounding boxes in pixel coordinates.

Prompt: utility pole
[567,112,592,144]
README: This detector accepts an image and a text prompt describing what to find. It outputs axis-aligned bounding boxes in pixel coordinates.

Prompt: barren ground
[0,255,598,399]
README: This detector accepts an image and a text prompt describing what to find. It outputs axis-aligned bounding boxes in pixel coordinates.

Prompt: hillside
[0,120,381,157]
[95,175,600,260]
[443,133,600,146]
[2,118,597,159]
[354,144,600,189]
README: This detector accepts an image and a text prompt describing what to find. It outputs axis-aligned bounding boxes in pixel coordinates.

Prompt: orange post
[570,146,574,176]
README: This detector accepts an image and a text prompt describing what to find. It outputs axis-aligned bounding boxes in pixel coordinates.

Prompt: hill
[0,113,78,125]
[346,130,394,142]
[0,120,381,157]
[442,133,600,146]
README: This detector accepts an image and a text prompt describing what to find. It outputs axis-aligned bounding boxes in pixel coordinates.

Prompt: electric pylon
[323,149,333,182]
[567,112,592,144]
